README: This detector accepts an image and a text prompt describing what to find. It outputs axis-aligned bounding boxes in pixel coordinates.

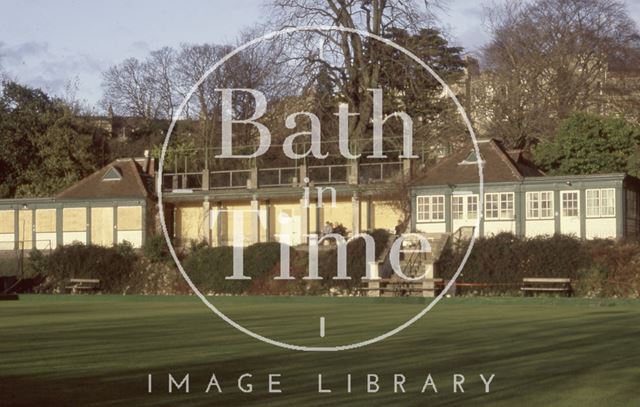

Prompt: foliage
[315,228,391,292]
[481,0,639,148]
[378,28,466,121]
[0,81,106,198]
[30,242,138,293]
[534,112,640,176]
[183,230,391,295]
[142,234,171,263]
[439,233,640,297]
[439,233,587,294]
[331,223,348,237]
[183,242,283,294]
[150,139,198,172]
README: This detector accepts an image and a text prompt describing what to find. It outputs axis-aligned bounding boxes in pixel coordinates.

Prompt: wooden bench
[65,278,100,294]
[521,278,572,297]
[357,278,444,296]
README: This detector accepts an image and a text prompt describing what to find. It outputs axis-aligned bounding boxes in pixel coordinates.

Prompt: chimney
[143,150,150,174]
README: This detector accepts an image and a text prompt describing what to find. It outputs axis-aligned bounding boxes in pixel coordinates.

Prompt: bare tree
[481,0,640,148]
[101,47,179,120]
[268,0,446,153]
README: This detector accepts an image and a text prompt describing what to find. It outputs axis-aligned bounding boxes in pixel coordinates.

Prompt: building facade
[411,139,640,239]
[1,139,638,253]
[0,158,153,251]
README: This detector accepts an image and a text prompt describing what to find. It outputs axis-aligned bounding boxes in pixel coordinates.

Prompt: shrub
[142,234,171,263]
[316,228,391,292]
[332,223,348,237]
[32,242,138,293]
[438,233,590,295]
[439,233,640,297]
[575,265,608,298]
[183,242,283,294]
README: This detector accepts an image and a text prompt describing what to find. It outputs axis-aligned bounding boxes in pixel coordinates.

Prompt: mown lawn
[1,295,639,406]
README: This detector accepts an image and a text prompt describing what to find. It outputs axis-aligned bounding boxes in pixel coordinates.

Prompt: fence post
[250,167,258,189]
[202,170,210,191]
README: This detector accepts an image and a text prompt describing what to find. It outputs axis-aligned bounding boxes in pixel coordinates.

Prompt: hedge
[30,242,138,293]
[182,229,392,295]
[183,242,283,294]
[438,233,640,297]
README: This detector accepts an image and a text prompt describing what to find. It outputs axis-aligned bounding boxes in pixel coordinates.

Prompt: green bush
[316,228,391,292]
[182,230,391,295]
[183,242,283,294]
[575,265,608,298]
[438,233,640,297]
[142,234,170,263]
[438,233,590,294]
[32,242,138,293]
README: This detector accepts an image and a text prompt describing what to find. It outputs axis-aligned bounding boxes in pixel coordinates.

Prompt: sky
[0,0,639,109]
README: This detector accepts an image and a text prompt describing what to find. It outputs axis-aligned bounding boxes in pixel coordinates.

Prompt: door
[277,209,301,245]
[560,191,581,237]
[91,207,114,247]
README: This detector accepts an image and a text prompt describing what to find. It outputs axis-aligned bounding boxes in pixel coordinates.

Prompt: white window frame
[561,191,579,217]
[586,188,616,218]
[526,191,554,220]
[467,195,479,220]
[452,195,464,220]
[485,192,515,220]
[416,195,445,222]
[452,194,479,220]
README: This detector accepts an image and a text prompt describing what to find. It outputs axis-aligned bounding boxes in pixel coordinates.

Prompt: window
[485,192,514,220]
[485,193,499,219]
[562,191,579,217]
[452,196,464,220]
[501,193,514,219]
[527,191,554,219]
[416,195,445,222]
[467,195,479,219]
[103,166,122,181]
[586,188,616,217]
[452,195,479,220]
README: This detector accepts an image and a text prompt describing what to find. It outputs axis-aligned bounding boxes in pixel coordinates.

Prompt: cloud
[0,41,106,104]
[130,41,150,53]
[0,41,50,65]
[461,6,484,19]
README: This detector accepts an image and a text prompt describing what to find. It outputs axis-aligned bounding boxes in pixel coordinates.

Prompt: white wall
[416,222,447,234]
[525,219,555,237]
[35,232,57,250]
[483,220,516,236]
[0,233,14,250]
[452,219,477,233]
[586,218,616,239]
[63,231,86,245]
[117,231,142,248]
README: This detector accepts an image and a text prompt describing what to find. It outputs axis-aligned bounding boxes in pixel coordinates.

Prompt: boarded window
[117,206,142,231]
[63,208,87,232]
[0,210,14,234]
[18,210,33,249]
[35,209,56,233]
[91,207,114,247]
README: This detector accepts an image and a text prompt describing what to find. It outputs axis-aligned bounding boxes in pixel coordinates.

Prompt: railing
[161,172,203,191]
[161,161,405,192]
[258,167,298,187]
[210,169,251,189]
[307,165,348,184]
[358,162,403,183]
